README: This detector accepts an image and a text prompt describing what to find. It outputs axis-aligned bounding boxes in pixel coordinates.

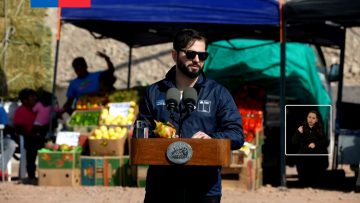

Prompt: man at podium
[136,28,244,203]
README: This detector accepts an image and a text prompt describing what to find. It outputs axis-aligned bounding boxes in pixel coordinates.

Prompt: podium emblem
[166,141,193,164]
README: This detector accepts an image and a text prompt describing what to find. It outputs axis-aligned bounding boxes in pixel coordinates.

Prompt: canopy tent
[56,0,360,187]
[285,0,360,172]
[284,0,360,48]
[285,0,360,27]
[204,39,331,106]
[61,0,280,47]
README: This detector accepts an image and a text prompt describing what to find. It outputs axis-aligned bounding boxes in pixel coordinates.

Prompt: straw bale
[0,1,53,97]
[0,18,4,40]
[0,0,46,17]
[4,43,52,96]
[10,16,49,44]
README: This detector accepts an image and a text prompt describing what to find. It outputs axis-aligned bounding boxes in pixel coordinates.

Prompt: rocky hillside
[44,9,360,105]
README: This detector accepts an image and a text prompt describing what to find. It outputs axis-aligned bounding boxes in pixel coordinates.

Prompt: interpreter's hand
[308,142,315,149]
[192,131,211,139]
[298,126,303,134]
[96,51,109,59]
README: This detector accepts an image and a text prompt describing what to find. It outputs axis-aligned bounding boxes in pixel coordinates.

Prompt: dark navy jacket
[137,66,244,199]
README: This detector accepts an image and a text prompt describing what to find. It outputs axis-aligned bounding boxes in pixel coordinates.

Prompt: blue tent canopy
[62,0,279,24]
[61,0,280,47]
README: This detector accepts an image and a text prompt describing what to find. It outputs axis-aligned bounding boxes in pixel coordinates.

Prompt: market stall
[38,87,143,186]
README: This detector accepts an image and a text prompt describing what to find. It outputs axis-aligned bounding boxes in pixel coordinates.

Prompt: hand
[308,142,315,148]
[96,51,109,59]
[298,126,303,133]
[192,131,211,139]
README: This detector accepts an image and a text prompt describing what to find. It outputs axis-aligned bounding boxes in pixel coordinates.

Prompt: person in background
[32,89,64,141]
[13,88,40,184]
[63,51,115,115]
[136,28,244,203]
[292,109,329,187]
[0,104,17,179]
[98,70,116,94]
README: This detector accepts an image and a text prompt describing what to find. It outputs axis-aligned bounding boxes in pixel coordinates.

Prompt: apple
[60,144,71,152]
[53,144,60,151]
[45,141,54,150]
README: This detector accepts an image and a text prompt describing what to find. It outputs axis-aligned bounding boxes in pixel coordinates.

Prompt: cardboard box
[81,156,121,186]
[78,134,90,155]
[137,179,146,187]
[122,156,137,187]
[80,155,136,186]
[137,165,148,179]
[38,169,81,186]
[136,165,148,188]
[89,135,127,156]
[230,150,245,167]
[238,159,261,190]
[38,151,81,169]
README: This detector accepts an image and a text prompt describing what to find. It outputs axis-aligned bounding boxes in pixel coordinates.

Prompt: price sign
[108,102,131,117]
[56,131,80,146]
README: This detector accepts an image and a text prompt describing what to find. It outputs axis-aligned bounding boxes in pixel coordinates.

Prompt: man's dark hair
[18,88,37,102]
[173,29,208,51]
[72,57,87,68]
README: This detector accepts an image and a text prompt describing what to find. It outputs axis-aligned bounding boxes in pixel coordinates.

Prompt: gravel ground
[0,182,359,203]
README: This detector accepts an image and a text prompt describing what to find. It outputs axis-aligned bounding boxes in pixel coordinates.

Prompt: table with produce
[37,88,143,187]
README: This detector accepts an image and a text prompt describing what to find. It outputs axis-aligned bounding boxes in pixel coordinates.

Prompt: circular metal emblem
[166,141,193,164]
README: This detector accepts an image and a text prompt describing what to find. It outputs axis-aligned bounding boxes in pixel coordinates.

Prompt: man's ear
[171,49,177,62]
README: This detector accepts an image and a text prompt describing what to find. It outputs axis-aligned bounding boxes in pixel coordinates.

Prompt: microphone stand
[178,104,183,138]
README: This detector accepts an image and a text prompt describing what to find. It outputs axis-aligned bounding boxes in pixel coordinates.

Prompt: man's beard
[177,60,202,79]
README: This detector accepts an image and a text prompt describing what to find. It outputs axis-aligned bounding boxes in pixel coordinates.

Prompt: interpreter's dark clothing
[292,126,328,154]
[137,66,244,201]
[292,125,329,186]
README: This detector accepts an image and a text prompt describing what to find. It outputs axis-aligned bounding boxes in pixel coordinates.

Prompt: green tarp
[204,39,331,106]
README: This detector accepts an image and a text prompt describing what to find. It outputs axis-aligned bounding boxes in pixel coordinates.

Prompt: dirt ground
[0,164,359,203]
[0,181,359,203]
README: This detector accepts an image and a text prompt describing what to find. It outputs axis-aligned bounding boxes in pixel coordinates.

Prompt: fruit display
[68,110,101,126]
[108,88,141,103]
[240,109,263,143]
[99,101,137,126]
[153,120,177,138]
[89,125,128,140]
[76,95,108,110]
[42,141,82,152]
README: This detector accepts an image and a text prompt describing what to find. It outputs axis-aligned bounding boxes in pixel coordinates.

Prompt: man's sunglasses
[180,49,209,61]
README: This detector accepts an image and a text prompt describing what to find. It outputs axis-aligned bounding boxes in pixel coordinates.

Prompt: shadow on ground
[286,169,359,192]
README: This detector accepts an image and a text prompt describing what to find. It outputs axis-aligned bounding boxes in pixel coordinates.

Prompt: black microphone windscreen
[183,87,197,104]
[166,87,181,105]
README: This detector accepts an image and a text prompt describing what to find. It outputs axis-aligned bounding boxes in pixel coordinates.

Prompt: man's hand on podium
[192,131,211,139]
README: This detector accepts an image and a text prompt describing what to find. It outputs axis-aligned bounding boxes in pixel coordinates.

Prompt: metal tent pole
[0,124,5,182]
[49,8,62,138]
[127,46,133,89]
[333,29,346,170]
[279,0,287,189]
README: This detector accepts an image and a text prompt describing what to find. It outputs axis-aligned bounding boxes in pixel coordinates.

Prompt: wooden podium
[130,138,231,167]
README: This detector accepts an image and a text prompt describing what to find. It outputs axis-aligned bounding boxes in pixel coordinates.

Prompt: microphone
[166,87,181,113]
[183,87,197,113]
